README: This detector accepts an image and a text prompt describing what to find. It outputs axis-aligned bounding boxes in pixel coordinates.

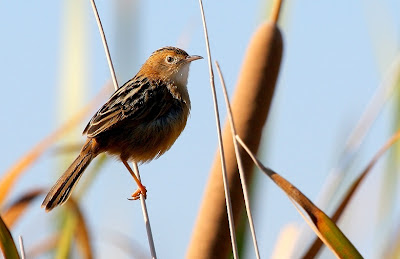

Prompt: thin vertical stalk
[19,236,25,259]
[133,162,157,258]
[89,0,118,88]
[215,61,260,259]
[270,0,284,23]
[188,20,282,259]
[197,0,239,258]
[89,1,156,258]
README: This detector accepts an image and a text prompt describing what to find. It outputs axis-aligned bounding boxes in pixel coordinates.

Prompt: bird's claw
[129,185,147,200]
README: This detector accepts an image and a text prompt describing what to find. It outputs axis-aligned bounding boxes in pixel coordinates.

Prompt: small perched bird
[42,47,202,211]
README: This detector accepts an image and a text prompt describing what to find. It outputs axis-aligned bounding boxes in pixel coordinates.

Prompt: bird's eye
[166,56,174,63]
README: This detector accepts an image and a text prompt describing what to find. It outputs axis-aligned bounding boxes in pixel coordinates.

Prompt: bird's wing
[83,76,177,138]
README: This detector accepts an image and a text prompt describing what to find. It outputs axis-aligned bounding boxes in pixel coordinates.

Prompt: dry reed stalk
[187,21,283,258]
[89,0,156,257]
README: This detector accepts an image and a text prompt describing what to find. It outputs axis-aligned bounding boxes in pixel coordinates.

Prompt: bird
[42,46,202,211]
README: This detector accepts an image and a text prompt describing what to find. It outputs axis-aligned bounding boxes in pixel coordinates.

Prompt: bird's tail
[42,139,98,211]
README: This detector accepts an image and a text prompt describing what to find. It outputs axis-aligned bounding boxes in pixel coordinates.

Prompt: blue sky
[1,0,400,258]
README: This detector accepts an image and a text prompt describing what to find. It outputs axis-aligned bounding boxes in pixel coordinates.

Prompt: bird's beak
[186,55,203,62]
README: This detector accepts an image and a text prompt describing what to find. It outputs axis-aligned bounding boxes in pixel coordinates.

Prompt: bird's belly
[96,109,188,163]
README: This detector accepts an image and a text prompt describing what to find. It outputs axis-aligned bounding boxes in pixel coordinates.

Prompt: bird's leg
[122,160,147,200]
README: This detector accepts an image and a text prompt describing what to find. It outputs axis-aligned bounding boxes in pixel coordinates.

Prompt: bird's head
[139,46,202,87]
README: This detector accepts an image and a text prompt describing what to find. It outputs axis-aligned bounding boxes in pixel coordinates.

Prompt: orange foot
[130,185,147,200]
